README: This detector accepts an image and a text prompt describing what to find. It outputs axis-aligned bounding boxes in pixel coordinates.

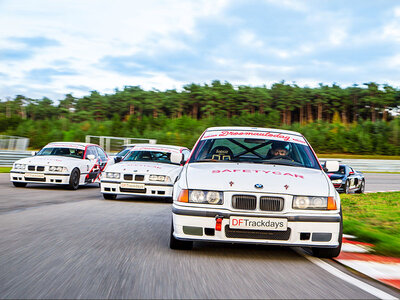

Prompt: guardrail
[0,150,32,167]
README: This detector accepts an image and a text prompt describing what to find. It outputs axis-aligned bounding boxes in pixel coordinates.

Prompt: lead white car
[171,127,342,258]
[10,142,112,190]
[101,144,190,201]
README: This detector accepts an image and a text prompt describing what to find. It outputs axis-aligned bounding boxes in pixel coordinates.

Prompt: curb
[334,234,400,290]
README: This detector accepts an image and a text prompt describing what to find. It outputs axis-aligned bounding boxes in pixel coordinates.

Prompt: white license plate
[229,216,288,231]
[120,182,145,189]
[25,173,45,178]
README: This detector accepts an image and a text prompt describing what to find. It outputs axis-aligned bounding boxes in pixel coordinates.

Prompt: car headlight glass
[149,174,166,181]
[49,166,67,172]
[106,172,120,179]
[14,163,26,170]
[293,196,328,209]
[331,179,343,184]
[189,190,223,204]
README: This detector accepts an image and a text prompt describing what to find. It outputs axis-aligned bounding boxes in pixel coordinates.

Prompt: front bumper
[101,180,173,197]
[10,171,70,185]
[172,206,341,248]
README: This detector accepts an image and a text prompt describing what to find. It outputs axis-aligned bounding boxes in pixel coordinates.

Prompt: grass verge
[341,192,400,257]
[0,167,11,173]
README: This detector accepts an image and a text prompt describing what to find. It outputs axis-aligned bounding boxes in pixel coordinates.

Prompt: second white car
[101,144,190,201]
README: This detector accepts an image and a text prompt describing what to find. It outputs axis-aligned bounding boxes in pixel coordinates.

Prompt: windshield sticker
[46,144,86,150]
[202,130,306,144]
[211,169,304,179]
[132,146,180,153]
[121,163,162,169]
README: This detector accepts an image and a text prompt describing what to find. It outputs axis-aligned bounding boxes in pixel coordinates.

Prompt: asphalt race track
[0,173,399,299]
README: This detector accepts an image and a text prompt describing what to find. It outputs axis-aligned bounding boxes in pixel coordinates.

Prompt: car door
[348,167,357,189]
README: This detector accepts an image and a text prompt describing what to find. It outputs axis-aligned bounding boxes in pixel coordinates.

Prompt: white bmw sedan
[101,144,190,201]
[10,142,112,190]
[170,127,342,258]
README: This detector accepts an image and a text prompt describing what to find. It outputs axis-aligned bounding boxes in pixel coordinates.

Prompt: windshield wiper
[262,160,303,167]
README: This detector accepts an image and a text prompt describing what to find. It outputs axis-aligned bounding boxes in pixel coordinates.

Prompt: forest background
[1,80,400,155]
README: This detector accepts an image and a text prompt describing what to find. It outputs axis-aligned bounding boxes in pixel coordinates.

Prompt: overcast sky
[1,0,400,100]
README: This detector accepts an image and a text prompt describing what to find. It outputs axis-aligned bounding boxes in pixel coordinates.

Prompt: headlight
[331,179,343,184]
[49,166,68,172]
[149,174,168,182]
[293,196,337,210]
[14,163,26,170]
[106,172,120,179]
[188,190,223,204]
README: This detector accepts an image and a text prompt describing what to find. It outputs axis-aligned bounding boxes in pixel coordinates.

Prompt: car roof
[46,142,98,147]
[205,126,304,137]
[127,143,188,151]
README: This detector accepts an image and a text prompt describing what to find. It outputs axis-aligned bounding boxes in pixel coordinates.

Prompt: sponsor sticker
[120,182,145,189]
[132,146,181,153]
[229,217,288,231]
[25,173,45,178]
[202,130,306,145]
[211,169,304,179]
[46,144,86,150]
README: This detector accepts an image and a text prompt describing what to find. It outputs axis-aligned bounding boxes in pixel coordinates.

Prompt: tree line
[1,81,400,155]
[1,80,399,124]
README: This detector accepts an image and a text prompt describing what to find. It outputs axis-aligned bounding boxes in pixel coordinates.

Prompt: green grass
[341,192,400,257]
[317,154,400,160]
[0,167,11,173]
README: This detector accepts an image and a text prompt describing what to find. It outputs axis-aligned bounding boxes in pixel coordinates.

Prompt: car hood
[186,162,330,196]
[107,161,180,175]
[15,156,82,166]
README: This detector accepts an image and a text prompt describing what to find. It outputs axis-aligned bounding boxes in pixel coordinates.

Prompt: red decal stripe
[337,252,400,263]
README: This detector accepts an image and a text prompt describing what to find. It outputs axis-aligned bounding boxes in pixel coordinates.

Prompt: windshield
[116,148,131,157]
[328,166,346,175]
[37,147,84,159]
[189,135,320,169]
[123,150,175,164]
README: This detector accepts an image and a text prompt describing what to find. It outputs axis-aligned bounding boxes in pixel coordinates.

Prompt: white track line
[296,250,397,300]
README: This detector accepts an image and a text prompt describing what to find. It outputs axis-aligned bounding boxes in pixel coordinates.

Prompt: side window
[96,147,108,160]
[85,146,98,158]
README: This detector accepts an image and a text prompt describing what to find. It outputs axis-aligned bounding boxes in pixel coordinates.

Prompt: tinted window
[190,137,320,169]
[123,150,174,164]
[37,147,84,159]
[85,146,98,158]
[96,147,107,160]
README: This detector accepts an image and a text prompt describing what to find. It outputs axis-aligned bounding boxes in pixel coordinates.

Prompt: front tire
[170,220,193,250]
[67,168,80,190]
[355,180,365,194]
[103,193,117,200]
[13,182,27,187]
[344,180,350,194]
[311,208,343,258]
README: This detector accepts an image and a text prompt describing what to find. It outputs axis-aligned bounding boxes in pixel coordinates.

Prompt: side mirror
[31,151,37,156]
[325,161,339,172]
[114,156,122,163]
[170,152,183,164]
[87,154,96,160]
[349,171,354,175]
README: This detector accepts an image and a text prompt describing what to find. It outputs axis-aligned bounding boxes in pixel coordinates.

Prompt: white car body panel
[10,142,112,188]
[172,126,341,249]
[101,144,189,198]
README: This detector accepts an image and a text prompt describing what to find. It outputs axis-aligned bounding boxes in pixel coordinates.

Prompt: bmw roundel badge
[255,183,263,189]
